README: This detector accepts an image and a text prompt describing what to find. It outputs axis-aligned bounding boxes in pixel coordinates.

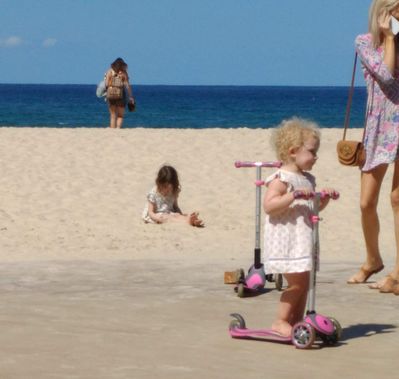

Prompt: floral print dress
[142,187,178,223]
[263,170,316,274]
[355,34,399,172]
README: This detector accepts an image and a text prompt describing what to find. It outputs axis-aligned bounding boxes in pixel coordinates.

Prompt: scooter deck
[229,327,292,343]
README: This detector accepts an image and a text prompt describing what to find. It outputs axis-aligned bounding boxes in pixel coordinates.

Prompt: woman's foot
[347,264,384,284]
[271,320,292,338]
[368,274,398,291]
[380,277,398,293]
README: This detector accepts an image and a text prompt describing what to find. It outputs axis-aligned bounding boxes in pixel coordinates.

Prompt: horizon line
[0,82,367,88]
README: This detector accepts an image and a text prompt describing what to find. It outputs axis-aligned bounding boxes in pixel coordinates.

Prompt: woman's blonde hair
[369,0,399,47]
[271,117,320,163]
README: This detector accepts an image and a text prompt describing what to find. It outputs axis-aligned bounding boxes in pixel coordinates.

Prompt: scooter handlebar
[293,190,340,200]
[235,161,282,168]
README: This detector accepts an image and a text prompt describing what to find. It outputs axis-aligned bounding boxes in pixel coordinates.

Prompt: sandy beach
[0,127,398,378]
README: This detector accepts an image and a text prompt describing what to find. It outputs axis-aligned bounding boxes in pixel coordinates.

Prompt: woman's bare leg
[116,105,125,128]
[388,161,399,280]
[109,104,117,128]
[368,161,399,290]
[347,164,387,283]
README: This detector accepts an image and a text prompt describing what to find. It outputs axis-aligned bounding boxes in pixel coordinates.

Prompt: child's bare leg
[163,213,187,223]
[162,212,204,227]
[290,271,309,325]
[153,213,184,224]
[272,272,309,337]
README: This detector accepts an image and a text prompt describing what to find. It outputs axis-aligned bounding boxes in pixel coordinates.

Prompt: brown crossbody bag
[336,52,367,167]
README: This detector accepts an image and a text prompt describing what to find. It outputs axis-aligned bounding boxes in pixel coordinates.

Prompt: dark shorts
[108,98,125,107]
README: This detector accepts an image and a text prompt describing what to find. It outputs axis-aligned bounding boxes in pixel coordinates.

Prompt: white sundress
[263,170,316,274]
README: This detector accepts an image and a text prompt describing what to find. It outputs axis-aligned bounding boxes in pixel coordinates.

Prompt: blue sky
[1,0,370,86]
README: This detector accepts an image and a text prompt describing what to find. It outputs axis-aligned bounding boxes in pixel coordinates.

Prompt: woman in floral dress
[347,0,399,295]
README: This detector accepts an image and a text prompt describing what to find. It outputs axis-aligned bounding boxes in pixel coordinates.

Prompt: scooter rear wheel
[229,319,241,330]
[237,268,245,282]
[291,322,315,349]
[275,274,283,291]
[237,283,245,298]
[229,313,246,329]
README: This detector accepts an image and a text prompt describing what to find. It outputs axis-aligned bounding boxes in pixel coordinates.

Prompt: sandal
[347,265,384,284]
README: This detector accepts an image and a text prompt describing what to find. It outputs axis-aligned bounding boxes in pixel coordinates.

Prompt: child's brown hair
[155,165,181,195]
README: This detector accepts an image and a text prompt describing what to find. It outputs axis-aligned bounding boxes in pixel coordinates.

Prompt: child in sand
[263,118,337,337]
[142,165,204,227]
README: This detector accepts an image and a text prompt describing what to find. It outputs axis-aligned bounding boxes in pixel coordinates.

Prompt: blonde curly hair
[271,117,320,163]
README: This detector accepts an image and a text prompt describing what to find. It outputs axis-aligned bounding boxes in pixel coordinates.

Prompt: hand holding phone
[390,15,399,35]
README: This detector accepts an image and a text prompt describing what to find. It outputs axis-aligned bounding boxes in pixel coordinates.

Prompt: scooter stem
[253,166,263,269]
[307,193,320,312]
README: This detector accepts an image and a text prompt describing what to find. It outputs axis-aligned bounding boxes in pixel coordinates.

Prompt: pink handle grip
[235,161,282,168]
[293,190,340,200]
[319,191,340,200]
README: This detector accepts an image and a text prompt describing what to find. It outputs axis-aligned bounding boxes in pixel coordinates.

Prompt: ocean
[0,84,367,129]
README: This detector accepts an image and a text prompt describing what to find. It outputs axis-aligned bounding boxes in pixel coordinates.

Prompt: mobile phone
[390,15,399,35]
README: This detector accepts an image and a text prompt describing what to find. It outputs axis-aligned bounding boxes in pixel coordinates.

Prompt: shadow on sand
[341,323,397,341]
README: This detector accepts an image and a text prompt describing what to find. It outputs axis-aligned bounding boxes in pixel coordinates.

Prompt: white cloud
[42,38,57,48]
[0,36,23,47]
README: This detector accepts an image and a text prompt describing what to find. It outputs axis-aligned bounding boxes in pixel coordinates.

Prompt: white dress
[263,170,315,274]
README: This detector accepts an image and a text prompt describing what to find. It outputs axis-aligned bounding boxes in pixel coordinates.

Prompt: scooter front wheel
[320,317,342,345]
[291,322,315,349]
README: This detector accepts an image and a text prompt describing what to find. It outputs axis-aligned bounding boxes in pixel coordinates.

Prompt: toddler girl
[263,118,336,337]
[142,165,204,227]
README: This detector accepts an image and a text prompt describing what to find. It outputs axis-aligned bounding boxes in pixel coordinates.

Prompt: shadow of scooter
[340,323,397,341]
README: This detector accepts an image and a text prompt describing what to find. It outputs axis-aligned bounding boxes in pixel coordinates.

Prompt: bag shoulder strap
[343,52,367,142]
[342,53,358,140]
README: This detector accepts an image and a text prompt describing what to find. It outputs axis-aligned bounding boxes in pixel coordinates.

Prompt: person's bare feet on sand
[189,212,204,227]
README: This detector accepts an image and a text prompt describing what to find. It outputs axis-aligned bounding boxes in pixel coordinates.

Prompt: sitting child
[142,165,204,227]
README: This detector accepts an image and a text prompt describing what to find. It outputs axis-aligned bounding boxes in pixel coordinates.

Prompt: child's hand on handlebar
[292,189,314,200]
[318,188,339,211]
[292,188,339,201]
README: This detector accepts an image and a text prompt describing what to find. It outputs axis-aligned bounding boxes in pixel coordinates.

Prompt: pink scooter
[234,161,284,297]
[229,191,342,349]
